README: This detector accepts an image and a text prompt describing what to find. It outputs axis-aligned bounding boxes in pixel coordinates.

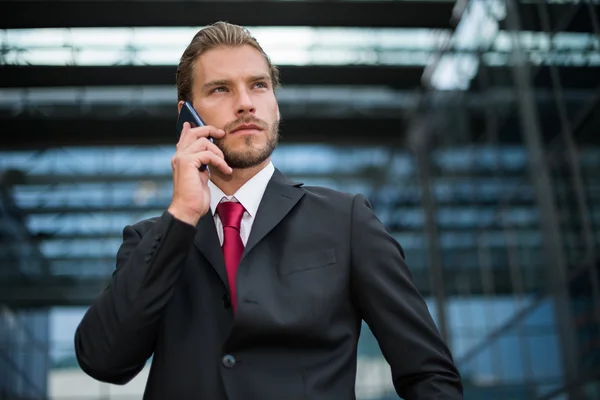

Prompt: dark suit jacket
[75,169,463,399]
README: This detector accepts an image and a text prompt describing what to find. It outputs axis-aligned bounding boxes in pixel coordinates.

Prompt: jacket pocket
[280,248,336,277]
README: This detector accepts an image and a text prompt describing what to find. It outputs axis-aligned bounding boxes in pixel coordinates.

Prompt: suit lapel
[243,169,304,259]
[193,212,229,289]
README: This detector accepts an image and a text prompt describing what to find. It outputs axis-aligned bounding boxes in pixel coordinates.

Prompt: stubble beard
[218,119,280,169]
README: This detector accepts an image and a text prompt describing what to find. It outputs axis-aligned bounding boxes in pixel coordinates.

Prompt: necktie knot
[216,201,245,230]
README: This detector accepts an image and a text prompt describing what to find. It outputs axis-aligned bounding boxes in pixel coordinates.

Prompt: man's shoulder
[302,184,351,197]
[274,168,367,205]
[300,184,365,207]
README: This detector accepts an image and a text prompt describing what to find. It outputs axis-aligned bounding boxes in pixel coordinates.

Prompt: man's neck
[210,158,270,196]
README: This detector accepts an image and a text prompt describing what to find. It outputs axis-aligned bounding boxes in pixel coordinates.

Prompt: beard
[217,117,280,169]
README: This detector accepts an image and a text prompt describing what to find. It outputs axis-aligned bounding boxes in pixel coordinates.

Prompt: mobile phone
[176,101,212,172]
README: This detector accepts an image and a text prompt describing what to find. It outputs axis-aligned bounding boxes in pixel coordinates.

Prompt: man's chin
[219,129,278,169]
[224,150,271,170]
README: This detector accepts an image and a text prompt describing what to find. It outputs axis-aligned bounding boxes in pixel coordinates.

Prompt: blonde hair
[176,21,280,102]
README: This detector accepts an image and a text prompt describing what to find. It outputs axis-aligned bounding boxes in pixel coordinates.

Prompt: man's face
[185,44,280,169]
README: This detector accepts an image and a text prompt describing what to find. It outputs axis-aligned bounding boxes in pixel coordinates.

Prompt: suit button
[222,354,236,368]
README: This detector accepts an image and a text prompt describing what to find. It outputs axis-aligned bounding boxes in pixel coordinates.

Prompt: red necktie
[216,201,245,313]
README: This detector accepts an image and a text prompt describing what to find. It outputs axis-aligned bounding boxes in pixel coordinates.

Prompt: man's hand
[168,122,231,226]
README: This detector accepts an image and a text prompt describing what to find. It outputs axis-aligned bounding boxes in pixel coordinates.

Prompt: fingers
[178,122,225,148]
[183,137,225,160]
[174,122,231,174]
[176,151,232,175]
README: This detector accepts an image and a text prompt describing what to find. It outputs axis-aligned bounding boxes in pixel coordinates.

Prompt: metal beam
[1,113,596,151]
[469,72,600,146]
[505,0,581,393]
[0,115,409,149]
[0,1,455,29]
[1,112,578,150]
[0,65,425,89]
[5,65,599,90]
[472,66,600,91]
[415,133,449,343]
[501,2,600,33]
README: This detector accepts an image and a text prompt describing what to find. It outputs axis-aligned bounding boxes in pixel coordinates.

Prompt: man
[75,21,463,399]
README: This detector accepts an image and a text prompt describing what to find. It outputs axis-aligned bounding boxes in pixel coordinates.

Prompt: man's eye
[212,87,227,93]
[254,82,268,89]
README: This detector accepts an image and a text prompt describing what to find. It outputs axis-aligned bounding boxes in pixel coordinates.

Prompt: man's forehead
[195,45,269,78]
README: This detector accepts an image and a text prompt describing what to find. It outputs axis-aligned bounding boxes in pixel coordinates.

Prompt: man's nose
[236,90,256,115]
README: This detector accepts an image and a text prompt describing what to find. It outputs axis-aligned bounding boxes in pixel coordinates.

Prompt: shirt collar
[208,161,275,217]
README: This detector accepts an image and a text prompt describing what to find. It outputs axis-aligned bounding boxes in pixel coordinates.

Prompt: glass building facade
[1,181,50,400]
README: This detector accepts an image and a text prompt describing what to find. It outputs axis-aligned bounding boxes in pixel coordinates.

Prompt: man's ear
[177,100,185,114]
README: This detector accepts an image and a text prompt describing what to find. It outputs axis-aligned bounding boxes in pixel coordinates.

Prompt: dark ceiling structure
[0,1,457,29]
[1,1,599,149]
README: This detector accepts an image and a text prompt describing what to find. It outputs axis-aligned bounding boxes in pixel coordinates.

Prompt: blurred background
[1,0,599,399]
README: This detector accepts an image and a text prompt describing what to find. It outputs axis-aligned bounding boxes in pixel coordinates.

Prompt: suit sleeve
[349,194,464,399]
[74,211,198,384]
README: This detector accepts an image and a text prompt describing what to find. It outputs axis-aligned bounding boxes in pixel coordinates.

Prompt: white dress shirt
[208,161,275,246]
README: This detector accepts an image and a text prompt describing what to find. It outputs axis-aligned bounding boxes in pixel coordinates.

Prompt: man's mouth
[231,124,263,134]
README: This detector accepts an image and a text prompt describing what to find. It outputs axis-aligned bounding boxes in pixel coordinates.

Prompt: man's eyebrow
[201,79,231,91]
[249,74,270,82]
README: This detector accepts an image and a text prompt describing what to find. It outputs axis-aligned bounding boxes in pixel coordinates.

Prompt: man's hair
[176,21,280,102]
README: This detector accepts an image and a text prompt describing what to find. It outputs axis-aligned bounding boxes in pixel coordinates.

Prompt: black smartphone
[176,101,212,171]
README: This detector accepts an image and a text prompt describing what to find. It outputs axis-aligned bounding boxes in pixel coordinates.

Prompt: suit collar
[207,161,275,218]
[269,167,304,188]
